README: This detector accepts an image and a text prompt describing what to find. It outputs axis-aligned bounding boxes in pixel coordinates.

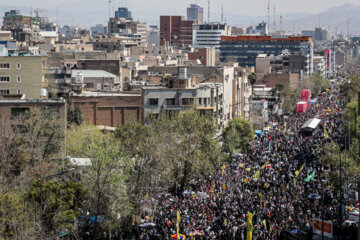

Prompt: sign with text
[313,219,333,238]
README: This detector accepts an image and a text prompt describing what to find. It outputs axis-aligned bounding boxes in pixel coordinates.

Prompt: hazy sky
[2,0,360,16]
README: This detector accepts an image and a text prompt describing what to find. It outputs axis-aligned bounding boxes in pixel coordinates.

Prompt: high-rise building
[193,23,231,49]
[187,4,203,23]
[115,7,132,19]
[219,36,314,73]
[160,16,183,46]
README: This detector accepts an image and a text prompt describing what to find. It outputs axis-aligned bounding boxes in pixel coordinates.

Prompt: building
[187,4,203,23]
[70,70,120,91]
[313,55,326,77]
[188,47,216,66]
[160,16,183,46]
[69,91,143,127]
[91,24,107,35]
[246,22,268,36]
[231,27,245,36]
[148,25,160,45]
[314,27,332,41]
[179,20,196,46]
[219,36,313,73]
[108,18,147,44]
[0,56,48,98]
[193,23,231,49]
[115,7,132,19]
[301,30,314,38]
[55,43,94,52]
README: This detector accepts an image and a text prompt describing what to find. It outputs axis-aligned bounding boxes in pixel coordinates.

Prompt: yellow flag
[324,123,329,139]
[269,224,272,233]
[145,193,149,200]
[244,178,249,183]
[247,212,253,240]
[260,192,263,202]
[222,165,226,175]
[224,218,227,226]
[177,210,181,239]
[223,184,227,190]
[350,206,353,212]
[264,182,268,188]
[293,163,306,184]
[262,219,267,229]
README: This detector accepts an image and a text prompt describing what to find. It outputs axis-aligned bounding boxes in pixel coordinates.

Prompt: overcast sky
[2,0,359,16]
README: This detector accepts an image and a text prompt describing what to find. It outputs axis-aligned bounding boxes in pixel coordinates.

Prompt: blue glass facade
[115,8,132,19]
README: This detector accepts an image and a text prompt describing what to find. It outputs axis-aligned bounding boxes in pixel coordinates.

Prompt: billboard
[313,218,333,238]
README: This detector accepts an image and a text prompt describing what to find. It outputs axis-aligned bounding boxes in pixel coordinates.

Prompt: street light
[40,168,76,214]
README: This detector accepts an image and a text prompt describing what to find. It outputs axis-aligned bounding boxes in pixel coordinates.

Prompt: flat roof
[0,99,65,104]
[71,69,117,79]
[71,91,140,97]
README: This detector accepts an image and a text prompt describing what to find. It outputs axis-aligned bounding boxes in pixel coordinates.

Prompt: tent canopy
[301,118,321,131]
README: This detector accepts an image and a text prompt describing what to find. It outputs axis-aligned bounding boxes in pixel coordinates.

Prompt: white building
[193,23,231,49]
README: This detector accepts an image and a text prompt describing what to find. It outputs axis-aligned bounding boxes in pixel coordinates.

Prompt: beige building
[0,56,47,98]
[55,43,94,52]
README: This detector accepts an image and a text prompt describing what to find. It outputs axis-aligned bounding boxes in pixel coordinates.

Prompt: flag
[177,211,181,239]
[260,192,263,202]
[145,193,149,200]
[293,163,306,183]
[265,164,272,168]
[247,212,254,240]
[264,182,268,188]
[348,182,353,188]
[304,171,316,182]
[324,123,329,139]
[243,178,249,183]
[262,219,267,229]
[222,165,226,175]
[350,206,353,212]
[223,184,227,190]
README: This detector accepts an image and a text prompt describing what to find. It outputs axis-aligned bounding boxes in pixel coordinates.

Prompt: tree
[248,72,258,94]
[222,117,255,154]
[303,73,330,95]
[67,105,84,127]
[67,125,131,238]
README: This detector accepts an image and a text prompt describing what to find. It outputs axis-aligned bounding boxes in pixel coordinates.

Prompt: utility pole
[273,3,276,32]
[267,0,270,32]
[358,91,360,240]
[221,4,223,23]
[208,0,210,23]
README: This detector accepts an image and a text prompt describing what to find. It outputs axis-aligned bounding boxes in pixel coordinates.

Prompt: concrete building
[220,36,313,73]
[69,91,143,127]
[246,22,268,36]
[55,43,94,52]
[0,56,48,98]
[193,23,231,49]
[108,18,147,44]
[188,47,216,66]
[314,27,332,41]
[148,26,160,45]
[187,4,203,23]
[70,70,120,91]
[313,55,326,77]
[231,27,245,36]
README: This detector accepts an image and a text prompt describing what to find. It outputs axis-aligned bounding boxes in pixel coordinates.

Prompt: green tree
[248,72,258,94]
[67,125,131,238]
[222,117,255,154]
[67,105,84,127]
[303,73,330,95]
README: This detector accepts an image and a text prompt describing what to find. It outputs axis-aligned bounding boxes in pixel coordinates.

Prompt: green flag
[304,171,316,182]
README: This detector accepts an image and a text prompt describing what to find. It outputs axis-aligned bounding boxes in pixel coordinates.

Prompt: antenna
[221,4,223,23]
[273,3,276,32]
[280,14,282,32]
[109,0,111,20]
[57,8,59,27]
[208,0,210,23]
[267,0,270,32]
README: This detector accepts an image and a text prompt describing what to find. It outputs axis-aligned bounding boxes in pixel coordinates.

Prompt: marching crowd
[136,81,356,240]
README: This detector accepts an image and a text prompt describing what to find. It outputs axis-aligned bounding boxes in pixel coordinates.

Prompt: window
[16,62,21,69]
[85,83,94,88]
[0,76,10,82]
[198,98,202,105]
[149,98,159,106]
[166,98,175,106]
[181,98,194,106]
[0,63,10,69]
[11,108,30,118]
[17,76,21,83]
[41,108,60,118]
[0,89,10,95]
[17,89,21,94]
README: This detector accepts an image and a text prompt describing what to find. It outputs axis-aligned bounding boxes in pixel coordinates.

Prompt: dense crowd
[135,81,356,240]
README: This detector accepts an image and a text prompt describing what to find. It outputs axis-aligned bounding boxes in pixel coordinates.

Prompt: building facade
[193,23,231,49]
[187,4,203,23]
[219,36,313,73]
[0,56,47,98]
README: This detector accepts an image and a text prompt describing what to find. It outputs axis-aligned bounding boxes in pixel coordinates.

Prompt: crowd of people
[135,80,356,240]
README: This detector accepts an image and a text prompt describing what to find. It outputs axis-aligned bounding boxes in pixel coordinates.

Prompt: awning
[301,118,321,131]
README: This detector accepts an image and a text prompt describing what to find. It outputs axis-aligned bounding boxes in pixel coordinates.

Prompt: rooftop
[71,91,140,97]
[71,70,117,79]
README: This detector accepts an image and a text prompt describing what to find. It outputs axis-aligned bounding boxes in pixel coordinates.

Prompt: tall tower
[208,0,210,23]
[273,3,276,32]
[267,0,270,32]
[221,4,224,23]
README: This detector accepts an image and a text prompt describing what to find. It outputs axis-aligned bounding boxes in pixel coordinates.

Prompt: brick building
[69,91,143,127]
[160,16,196,46]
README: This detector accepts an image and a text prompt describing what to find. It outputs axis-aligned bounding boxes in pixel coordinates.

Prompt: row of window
[0,89,21,95]
[0,76,22,83]
[0,62,21,69]
[149,98,195,106]
[10,107,59,118]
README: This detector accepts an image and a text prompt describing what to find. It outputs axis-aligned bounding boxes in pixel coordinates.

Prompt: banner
[313,219,333,238]
[247,212,253,240]
[177,211,181,239]
[293,163,306,183]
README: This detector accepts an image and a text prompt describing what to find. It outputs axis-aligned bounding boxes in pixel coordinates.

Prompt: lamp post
[357,91,360,240]
[321,179,326,240]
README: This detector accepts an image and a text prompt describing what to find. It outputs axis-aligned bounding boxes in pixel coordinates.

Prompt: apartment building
[0,56,47,98]
[193,23,231,49]
[220,36,314,73]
